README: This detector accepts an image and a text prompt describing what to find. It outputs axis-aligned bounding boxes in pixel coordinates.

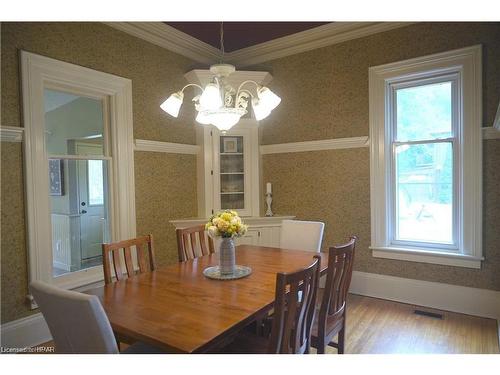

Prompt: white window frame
[369,45,483,269]
[21,51,136,305]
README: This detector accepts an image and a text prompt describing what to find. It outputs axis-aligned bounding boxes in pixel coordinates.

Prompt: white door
[75,143,107,260]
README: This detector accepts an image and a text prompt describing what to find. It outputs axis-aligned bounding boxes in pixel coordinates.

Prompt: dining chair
[310,236,357,354]
[30,281,164,354]
[218,256,321,354]
[176,225,214,262]
[279,220,325,252]
[102,234,156,284]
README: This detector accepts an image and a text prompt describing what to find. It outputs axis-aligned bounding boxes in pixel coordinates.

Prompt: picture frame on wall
[223,137,238,153]
[49,158,64,196]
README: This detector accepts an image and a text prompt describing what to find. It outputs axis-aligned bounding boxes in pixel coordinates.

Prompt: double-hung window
[369,46,483,268]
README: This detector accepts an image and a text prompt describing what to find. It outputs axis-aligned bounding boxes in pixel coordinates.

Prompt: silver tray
[203,265,252,280]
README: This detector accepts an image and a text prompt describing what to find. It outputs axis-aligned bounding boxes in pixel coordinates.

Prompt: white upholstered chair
[280,220,325,252]
[30,281,163,354]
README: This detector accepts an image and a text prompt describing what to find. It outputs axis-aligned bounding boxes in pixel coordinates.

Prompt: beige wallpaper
[134,152,198,266]
[0,22,198,323]
[0,143,31,323]
[260,22,500,291]
[256,22,500,144]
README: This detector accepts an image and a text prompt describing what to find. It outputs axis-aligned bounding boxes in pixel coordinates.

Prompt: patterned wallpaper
[0,22,199,323]
[259,22,500,291]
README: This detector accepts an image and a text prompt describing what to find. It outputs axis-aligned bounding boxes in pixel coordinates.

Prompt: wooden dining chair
[218,256,321,354]
[102,234,157,285]
[310,236,357,354]
[176,225,214,262]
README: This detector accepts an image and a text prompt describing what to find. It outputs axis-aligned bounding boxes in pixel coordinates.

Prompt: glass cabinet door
[219,135,245,210]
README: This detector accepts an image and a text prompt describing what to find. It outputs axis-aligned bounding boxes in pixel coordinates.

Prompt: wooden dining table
[88,245,328,353]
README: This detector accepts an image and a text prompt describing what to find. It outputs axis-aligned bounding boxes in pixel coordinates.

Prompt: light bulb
[252,97,271,121]
[199,83,222,110]
[258,87,281,112]
[160,92,184,117]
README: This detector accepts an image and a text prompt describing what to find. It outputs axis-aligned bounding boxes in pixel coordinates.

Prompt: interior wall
[259,22,500,291]
[1,22,199,323]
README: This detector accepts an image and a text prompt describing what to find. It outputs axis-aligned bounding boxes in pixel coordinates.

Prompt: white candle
[266,182,272,194]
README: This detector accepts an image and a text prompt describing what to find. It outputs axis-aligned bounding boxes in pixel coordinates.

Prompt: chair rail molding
[134,139,200,155]
[0,126,24,142]
[260,136,369,155]
[104,22,413,66]
[482,126,500,139]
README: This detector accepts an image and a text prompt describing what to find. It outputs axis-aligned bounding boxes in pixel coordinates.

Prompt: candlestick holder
[265,192,273,217]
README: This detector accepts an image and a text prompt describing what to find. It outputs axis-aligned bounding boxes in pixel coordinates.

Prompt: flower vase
[219,237,235,275]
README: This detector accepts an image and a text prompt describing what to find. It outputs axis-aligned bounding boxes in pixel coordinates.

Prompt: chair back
[268,256,321,354]
[102,234,156,284]
[30,281,118,354]
[280,220,325,252]
[176,225,214,262]
[318,236,357,335]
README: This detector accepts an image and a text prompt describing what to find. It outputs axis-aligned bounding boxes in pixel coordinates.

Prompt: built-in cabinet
[170,216,295,248]
[197,120,260,218]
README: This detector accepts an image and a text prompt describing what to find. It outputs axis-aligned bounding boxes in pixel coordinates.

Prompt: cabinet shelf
[220,192,244,195]
[220,152,243,155]
[220,172,244,175]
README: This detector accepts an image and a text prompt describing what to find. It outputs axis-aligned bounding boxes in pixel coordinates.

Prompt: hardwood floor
[314,294,499,354]
[35,294,499,354]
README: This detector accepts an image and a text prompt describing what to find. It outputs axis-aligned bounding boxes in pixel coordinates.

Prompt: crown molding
[104,22,220,64]
[226,22,414,67]
[104,22,413,67]
[135,139,200,155]
[1,126,24,142]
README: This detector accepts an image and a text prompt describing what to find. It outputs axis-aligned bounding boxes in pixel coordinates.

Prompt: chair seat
[218,331,270,354]
[121,341,167,354]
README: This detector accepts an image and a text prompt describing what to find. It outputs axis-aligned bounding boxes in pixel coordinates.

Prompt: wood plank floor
[314,294,499,354]
[36,294,499,354]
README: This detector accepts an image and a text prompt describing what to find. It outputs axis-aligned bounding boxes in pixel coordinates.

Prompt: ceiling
[165,22,330,52]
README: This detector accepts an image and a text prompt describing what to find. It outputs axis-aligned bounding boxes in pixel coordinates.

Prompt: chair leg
[337,327,345,354]
[317,341,326,354]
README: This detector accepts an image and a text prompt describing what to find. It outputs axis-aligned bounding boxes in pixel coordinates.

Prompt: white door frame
[21,51,136,301]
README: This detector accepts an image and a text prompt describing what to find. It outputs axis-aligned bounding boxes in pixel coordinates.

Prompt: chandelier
[160,23,281,132]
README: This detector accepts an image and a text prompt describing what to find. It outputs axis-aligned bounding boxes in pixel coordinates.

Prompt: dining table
[87,244,329,353]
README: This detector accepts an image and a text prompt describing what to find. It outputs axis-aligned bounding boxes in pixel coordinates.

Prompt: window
[88,160,105,206]
[369,46,483,268]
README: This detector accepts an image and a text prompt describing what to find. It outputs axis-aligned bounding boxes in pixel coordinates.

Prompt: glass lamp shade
[257,87,281,112]
[160,92,184,117]
[199,83,222,110]
[195,111,211,125]
[252,97,271,121]
[197,108,245,131]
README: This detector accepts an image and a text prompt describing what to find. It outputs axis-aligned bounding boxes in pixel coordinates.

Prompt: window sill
[371,246,483,269]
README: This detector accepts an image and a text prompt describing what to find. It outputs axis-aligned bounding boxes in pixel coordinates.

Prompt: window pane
[44,89,104,155]
[396,82,452,141]
[395,143,453,244]
[88,160,104,206]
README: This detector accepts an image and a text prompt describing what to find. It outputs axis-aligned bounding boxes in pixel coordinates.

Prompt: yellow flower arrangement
[205,210,248,238]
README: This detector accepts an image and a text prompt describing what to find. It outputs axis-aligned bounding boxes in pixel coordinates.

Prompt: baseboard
[350,271,500,320]
[1,313,51,348]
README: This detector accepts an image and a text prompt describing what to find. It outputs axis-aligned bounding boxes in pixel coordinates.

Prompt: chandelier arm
[237,89,255,98]
[180,83,204,94]
[235,80,261,98]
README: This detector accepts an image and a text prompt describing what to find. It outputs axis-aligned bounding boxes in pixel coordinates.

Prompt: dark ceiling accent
[165,22,330,52]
